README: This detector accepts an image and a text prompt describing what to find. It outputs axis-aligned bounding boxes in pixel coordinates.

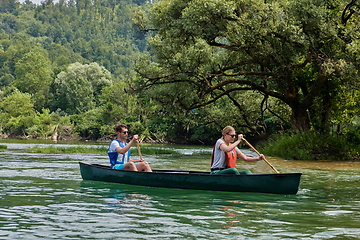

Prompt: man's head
[115,123,128,134]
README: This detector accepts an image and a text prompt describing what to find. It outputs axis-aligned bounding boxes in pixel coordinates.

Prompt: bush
[258,132,359,161]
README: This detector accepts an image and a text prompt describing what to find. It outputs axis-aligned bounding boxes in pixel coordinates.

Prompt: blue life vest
[108,139,130,167]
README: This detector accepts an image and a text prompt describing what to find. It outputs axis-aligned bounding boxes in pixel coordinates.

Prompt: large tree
[53,62,113,114]
[13,47,53,110]
[135,0,360,133]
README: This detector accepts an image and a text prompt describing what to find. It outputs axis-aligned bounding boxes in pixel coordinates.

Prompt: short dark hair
[115,123,128,133]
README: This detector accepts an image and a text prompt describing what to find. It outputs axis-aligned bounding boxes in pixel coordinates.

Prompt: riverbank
[1,130,360,161]
[0,143,180,155]
[258,132,360,161]
[0,133,172,144]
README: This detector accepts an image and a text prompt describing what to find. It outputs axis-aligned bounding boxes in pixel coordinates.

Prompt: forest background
[0,0,359,161]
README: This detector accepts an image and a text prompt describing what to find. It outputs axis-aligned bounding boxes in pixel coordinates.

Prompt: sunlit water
[1,140,360,239]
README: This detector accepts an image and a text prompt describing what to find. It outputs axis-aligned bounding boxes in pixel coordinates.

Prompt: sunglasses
[226,133,236,138]
[122,131,129,134]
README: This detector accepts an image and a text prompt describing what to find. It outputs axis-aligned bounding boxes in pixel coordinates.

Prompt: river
[0,140,359,239]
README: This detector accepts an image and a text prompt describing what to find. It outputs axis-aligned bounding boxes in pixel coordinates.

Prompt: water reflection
[79,180,304,233]
[83,171,360,238]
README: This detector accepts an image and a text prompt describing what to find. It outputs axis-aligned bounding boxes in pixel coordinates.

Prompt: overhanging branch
[342,0,359,25]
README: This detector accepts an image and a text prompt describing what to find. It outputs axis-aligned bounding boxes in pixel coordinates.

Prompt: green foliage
[0,0,146,139]
[344,122,360,145]
[99,81,141,122]
[0,0,148,139]
[0,0,358,165]
[0,144,7,152]
[136,0,360,134]
[0,87,34,117]
[0,88,35,135]
[189,124,219,145]
[53,62,112,114]
[0,0,17,13]
[27,146,109,154]
[13,47,53,109]
[25,109,61,138]
[70,107,107,140]
[0,85,74,137]
[258,132,360,161]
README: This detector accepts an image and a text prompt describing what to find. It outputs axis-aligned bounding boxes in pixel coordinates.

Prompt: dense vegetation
[0,0,359,160]
[134,0,360,160]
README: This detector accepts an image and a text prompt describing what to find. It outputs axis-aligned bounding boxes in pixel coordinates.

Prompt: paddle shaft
[136,141,143,160]
[241,137,280,173]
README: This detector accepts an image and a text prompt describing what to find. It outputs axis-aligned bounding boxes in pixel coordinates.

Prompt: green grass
[26,146,179,155]
[258,132,360,161]
[0,145,7,152]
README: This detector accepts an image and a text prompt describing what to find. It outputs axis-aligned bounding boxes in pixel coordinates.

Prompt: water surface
[0,140,359,239]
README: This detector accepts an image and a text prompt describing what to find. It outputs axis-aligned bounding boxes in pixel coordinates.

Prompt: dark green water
[0,141,359,239]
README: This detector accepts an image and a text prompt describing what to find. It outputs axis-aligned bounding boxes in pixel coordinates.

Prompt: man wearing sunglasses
[210,126,264,175]
[108,123,152,172]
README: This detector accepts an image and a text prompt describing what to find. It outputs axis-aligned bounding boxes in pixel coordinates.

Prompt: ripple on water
[1,143,360,239]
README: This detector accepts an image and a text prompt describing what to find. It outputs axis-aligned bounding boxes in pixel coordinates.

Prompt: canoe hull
[79,161,302,194]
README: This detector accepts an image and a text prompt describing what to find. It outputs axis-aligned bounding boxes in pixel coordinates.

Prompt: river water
[0,140,359,239]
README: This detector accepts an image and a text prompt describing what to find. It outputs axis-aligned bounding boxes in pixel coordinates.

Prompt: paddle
[136,140,143,161]
[241,137,280,174]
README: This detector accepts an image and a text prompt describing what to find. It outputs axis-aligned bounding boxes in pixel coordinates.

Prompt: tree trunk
[290,105,311,131]
[320,88,332,133]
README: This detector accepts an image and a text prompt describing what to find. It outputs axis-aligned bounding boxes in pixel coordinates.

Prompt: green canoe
[79,161,302,194]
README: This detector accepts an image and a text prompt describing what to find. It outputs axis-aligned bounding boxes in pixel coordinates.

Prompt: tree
[0,87,34,118]
[13,47,53,110]
[0,88,35,135]
[0,0,17,13]
[135,0,360,133]
[53,62,112,114]
[99,81,142,123]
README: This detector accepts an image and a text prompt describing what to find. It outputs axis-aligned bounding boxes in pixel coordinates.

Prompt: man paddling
[108,123,152,172]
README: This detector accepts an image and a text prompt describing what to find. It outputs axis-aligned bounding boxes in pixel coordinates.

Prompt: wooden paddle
[136,140,143,161]
[241,137,280,173]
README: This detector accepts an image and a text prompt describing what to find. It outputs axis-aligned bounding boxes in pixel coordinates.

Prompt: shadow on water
[79,180,301,214]
[79,180,299,201]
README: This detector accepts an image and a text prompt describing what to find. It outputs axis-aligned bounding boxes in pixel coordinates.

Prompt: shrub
[258,132,359,161]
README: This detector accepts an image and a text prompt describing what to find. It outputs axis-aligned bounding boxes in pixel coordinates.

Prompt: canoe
[79,161,302,194]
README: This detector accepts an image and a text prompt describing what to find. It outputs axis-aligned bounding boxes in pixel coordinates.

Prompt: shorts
[112,164,125,170]
[112,162,137,170]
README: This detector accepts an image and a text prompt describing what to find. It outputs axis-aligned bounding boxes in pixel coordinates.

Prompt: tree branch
[342,0,359,25]
[226,93,260,135]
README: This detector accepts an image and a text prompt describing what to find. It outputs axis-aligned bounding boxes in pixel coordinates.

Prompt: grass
[0,145,7,152]
[258,132,360,161]
[26,146,179,155]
